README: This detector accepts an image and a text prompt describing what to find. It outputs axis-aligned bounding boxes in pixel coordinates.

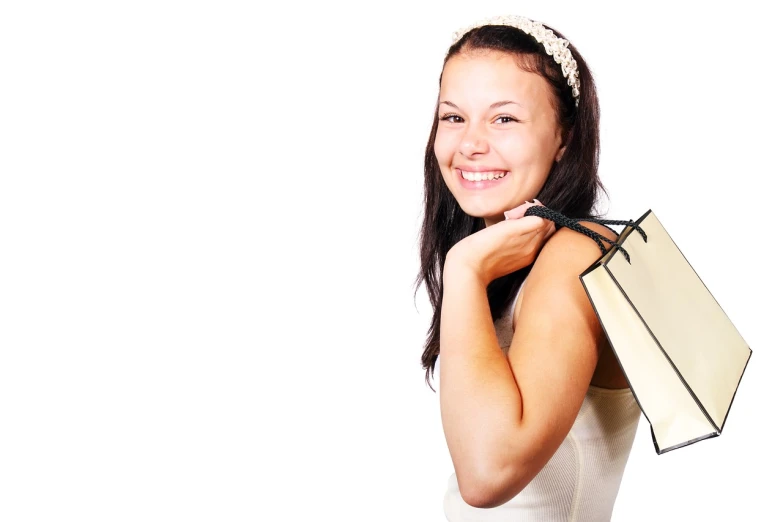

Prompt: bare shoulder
[514,218,619,328]
[513,218,617,334]
[512,219,618,327]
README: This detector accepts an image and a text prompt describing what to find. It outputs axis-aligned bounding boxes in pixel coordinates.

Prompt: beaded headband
[451,15,581,106]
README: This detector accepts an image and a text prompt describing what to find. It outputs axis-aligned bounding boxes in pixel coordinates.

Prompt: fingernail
[504,211,511,220]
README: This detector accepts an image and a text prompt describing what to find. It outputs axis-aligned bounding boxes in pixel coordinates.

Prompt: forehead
[440,51,554,109]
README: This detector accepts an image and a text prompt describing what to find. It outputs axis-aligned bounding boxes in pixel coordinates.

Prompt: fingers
[503,199,555,238]
[503,199,544,220]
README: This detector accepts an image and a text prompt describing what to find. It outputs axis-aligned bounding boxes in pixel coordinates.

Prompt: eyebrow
[438,100,522,110]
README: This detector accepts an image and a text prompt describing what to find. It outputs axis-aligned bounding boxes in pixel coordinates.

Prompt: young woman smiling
[415,16,640,521]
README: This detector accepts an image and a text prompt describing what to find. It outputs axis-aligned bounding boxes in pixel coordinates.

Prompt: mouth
[456,168,509,190]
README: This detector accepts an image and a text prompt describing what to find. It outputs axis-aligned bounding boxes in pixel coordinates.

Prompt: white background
[1,1,779,520]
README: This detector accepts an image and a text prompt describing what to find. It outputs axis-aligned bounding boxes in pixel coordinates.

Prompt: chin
[458,201,506,219]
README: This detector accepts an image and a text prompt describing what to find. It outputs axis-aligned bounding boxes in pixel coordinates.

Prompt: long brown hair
[414,23,609,391]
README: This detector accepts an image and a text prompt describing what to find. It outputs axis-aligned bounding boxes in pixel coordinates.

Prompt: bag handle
[523,205,647,264]
[577,217,649,242]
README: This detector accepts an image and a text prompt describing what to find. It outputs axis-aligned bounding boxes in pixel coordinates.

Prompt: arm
[439,221,616,508]
[439,258,524,506]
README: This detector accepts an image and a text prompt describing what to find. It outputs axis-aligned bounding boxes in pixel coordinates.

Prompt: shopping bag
[525,206,752,454]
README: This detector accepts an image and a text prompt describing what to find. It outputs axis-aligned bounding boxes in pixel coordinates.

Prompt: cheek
[500,131,554,167]
[434,127,461,160]
[496,133,534,165]
[433,132,448,163]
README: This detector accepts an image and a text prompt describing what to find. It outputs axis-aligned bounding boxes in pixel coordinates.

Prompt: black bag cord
[577,218,648,243]
[523,206,647,264]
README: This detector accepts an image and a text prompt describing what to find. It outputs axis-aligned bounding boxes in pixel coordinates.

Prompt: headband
[451,15,581,106]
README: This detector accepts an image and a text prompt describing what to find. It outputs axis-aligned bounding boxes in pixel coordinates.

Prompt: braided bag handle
[524,206,647,264]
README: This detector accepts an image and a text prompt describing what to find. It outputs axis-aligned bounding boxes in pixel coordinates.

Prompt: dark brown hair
[414,23,609,391]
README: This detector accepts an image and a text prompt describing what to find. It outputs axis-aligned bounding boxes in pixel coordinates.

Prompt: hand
[446,200,556,286]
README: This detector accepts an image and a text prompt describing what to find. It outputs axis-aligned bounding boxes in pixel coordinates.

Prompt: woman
[414,16,642,521]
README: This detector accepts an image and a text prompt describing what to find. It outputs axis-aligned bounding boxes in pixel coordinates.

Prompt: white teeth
[460,170,507,181]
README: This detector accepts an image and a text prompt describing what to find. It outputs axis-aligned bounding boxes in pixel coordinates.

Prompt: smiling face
[434,50,566,227]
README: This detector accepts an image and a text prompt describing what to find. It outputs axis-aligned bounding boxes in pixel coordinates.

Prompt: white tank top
[442,278,641,522]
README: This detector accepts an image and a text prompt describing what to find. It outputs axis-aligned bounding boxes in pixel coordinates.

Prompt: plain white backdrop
[1,1,780,520]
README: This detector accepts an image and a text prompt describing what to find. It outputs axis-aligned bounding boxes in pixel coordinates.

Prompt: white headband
[451,15,581,106]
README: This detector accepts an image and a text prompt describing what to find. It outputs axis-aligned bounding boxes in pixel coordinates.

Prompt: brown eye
[439,114,463,123]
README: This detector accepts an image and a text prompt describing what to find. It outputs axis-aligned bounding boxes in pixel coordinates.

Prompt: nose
[459,123,489,156]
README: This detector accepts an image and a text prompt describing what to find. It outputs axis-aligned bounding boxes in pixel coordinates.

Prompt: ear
[555,144,567,162]
[554,129,572,163]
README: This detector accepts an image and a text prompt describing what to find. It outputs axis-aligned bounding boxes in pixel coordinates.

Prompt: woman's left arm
[440,221,615,509]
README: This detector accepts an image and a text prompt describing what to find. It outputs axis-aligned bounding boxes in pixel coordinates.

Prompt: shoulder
[514,216,619,342]
[512,220,616,327]
[514,219,614,327]
[521,219,618,306]
[512,216,621,340]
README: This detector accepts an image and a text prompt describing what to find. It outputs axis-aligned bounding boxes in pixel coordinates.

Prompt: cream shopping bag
[526,206,752,454]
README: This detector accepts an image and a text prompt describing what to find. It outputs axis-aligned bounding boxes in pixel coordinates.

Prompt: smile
[456,168,510,190]
[459,169,507,181]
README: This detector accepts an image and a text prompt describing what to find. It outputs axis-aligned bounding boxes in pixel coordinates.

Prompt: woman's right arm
[439,256,526,506]
[438,207,553,507]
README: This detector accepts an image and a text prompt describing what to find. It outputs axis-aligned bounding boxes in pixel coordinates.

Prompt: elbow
[457,461,532,509]
[460,483,499,509]
[456,464,512,509]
